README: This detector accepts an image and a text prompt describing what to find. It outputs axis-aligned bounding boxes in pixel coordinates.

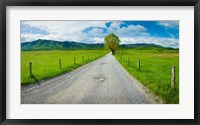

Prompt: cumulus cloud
[88,28,104,37]
[113,25,148,37]
[108,21,122,32]
[21,34,45,42]
[21,21,108,42]
[23,21,108,33]
[120,36,178,48]
[106,21,148,37]
[21,20,179,48]
[92,37,104,43]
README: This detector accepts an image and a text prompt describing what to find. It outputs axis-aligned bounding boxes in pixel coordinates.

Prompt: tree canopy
[104,33,120,55]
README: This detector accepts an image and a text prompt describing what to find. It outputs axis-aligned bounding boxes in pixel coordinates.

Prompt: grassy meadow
[115,49,179,104]
[21,50,108,85]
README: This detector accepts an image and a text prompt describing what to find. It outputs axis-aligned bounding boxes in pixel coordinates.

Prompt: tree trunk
[111,49,115,55]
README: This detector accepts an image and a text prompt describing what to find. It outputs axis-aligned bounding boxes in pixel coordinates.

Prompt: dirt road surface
[21,53,162,104]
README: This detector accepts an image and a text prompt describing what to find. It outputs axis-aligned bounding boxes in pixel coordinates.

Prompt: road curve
[21,53,162,104]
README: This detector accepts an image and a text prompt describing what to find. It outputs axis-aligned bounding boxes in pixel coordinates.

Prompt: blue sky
[21,20,179,48]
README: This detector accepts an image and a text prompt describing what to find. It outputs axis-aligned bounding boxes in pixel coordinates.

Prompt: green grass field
[21,48,179,104]
[21,50,108,86]
[115,49,179,104]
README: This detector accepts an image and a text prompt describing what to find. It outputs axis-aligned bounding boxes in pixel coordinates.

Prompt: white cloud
[157,21,179,28]
[88,28,104,37]
[113,25,148,37]
[23,21,108,33]
[107,21,148,37]
[21,34,45,42]
[21,21,108,42]
[120,36,179,48]
[108,21,122,32]
[92,37,104,43]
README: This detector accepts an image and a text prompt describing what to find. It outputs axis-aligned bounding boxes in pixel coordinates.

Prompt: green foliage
[115,49,179,104]
[21,50,108,85]
[104,33,120,55]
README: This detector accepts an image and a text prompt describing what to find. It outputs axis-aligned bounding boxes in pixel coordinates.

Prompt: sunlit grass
[115,49,179,104]
[21,50,108,86]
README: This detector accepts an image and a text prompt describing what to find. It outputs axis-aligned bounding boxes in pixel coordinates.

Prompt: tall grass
[21,50,108,85]
[115,49,179,104]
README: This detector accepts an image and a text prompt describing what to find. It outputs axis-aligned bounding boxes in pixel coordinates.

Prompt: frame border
[0,0,199,125]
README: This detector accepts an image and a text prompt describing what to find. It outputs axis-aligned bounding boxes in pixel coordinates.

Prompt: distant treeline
[21,39,178,51]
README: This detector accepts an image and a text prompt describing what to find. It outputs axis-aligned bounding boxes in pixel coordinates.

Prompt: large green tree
[104,33,120,55]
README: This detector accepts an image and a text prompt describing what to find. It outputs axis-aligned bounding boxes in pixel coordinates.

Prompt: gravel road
[21,53,162,104]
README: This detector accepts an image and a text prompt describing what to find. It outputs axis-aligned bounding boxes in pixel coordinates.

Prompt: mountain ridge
[21,39,176,51]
